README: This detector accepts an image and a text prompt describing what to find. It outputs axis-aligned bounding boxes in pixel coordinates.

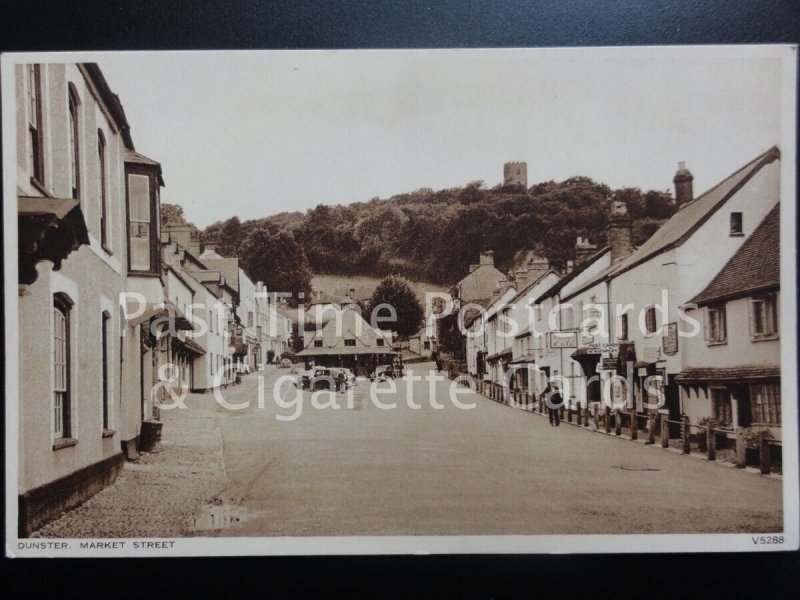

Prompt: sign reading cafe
[549,331,578,349]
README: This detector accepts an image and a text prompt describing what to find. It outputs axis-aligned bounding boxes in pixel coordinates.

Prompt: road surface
[204,364,782,536]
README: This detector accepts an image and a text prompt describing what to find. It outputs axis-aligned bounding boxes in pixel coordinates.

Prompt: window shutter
[703,308,710,341]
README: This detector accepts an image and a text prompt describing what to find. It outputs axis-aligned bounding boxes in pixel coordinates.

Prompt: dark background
[2,0,799,594]
[1,0,799,50]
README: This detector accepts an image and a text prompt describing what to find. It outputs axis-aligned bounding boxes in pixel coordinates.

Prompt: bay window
[128,174,151,270]
[125,156,162,275]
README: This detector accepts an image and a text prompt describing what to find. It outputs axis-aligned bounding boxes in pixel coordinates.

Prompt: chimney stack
[673,161,694,206]
[349,287,355,300]
[575,236,598,266]
[479,251,495,266]
[515,270,528,292]
[607,199,633,265]
[526,256,550,283]
[566,260,574,274]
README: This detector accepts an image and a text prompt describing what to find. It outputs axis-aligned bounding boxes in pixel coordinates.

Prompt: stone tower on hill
[503,161,527,187]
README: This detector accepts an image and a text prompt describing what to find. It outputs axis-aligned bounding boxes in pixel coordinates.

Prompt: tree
[161,203,187,225]
[366,275,424,339]
[239,226,313,307]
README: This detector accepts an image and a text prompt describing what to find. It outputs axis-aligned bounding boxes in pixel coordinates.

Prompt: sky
[94,47,785,229]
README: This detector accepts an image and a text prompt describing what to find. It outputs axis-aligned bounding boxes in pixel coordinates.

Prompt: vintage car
[296,367,356,390]
[370,364,395,381]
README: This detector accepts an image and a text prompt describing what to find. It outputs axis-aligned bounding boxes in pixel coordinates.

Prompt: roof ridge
[673,146,780,214]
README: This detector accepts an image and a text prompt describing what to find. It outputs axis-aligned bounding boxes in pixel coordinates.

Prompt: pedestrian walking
[547,385,562,427]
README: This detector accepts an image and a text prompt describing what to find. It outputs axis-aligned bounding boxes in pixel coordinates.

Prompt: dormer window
[344,339,356,347]
[377,338,385,347]
[730,212,743,236]
[314,339,323,348]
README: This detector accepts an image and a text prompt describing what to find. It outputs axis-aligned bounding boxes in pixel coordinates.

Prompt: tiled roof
[297,307,392,356]
[675,366,780,382]
[559,146,780,301]
[690,204,780,306]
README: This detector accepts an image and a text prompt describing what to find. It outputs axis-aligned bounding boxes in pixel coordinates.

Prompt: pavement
[32,390,226,538]
[33,363,783,537]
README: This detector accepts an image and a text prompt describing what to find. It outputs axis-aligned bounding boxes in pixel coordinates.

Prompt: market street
[206,364,783,536]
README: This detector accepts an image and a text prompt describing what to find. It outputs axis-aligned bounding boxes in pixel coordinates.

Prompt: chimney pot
[479,251,495,266]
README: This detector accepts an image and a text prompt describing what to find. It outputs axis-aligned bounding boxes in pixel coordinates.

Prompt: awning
[176,336,206,356]
[126,300,195,331]
[570,347,602,373]
[125,303,170,327]
[675,366,780,383]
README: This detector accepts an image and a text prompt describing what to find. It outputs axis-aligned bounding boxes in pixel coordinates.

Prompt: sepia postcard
[3,46,798,557]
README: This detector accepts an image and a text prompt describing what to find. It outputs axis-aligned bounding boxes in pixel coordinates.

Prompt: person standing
[336,368,346,393]
[547,385,563,427]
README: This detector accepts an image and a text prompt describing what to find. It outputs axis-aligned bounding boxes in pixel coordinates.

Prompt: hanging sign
[663,322,678,355]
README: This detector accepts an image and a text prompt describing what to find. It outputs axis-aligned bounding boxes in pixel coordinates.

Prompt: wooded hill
[192,177,676,287]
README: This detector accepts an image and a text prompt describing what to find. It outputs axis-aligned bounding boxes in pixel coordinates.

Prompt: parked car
[371,364,395,381]
[279,357,292,368]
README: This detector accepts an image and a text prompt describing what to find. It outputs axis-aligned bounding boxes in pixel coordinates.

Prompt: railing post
[646,413,655,445]
[567,402,573,423]
[707,422,716,461]
[760,430,771,475]
[604,406,611,434]
[630,409,638,440]
[735,427,747,468]
[576,402,582,426]
[682,415,691,454]
[615,409,622,436]
[659,414,668,447]
[559,405,565,420]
